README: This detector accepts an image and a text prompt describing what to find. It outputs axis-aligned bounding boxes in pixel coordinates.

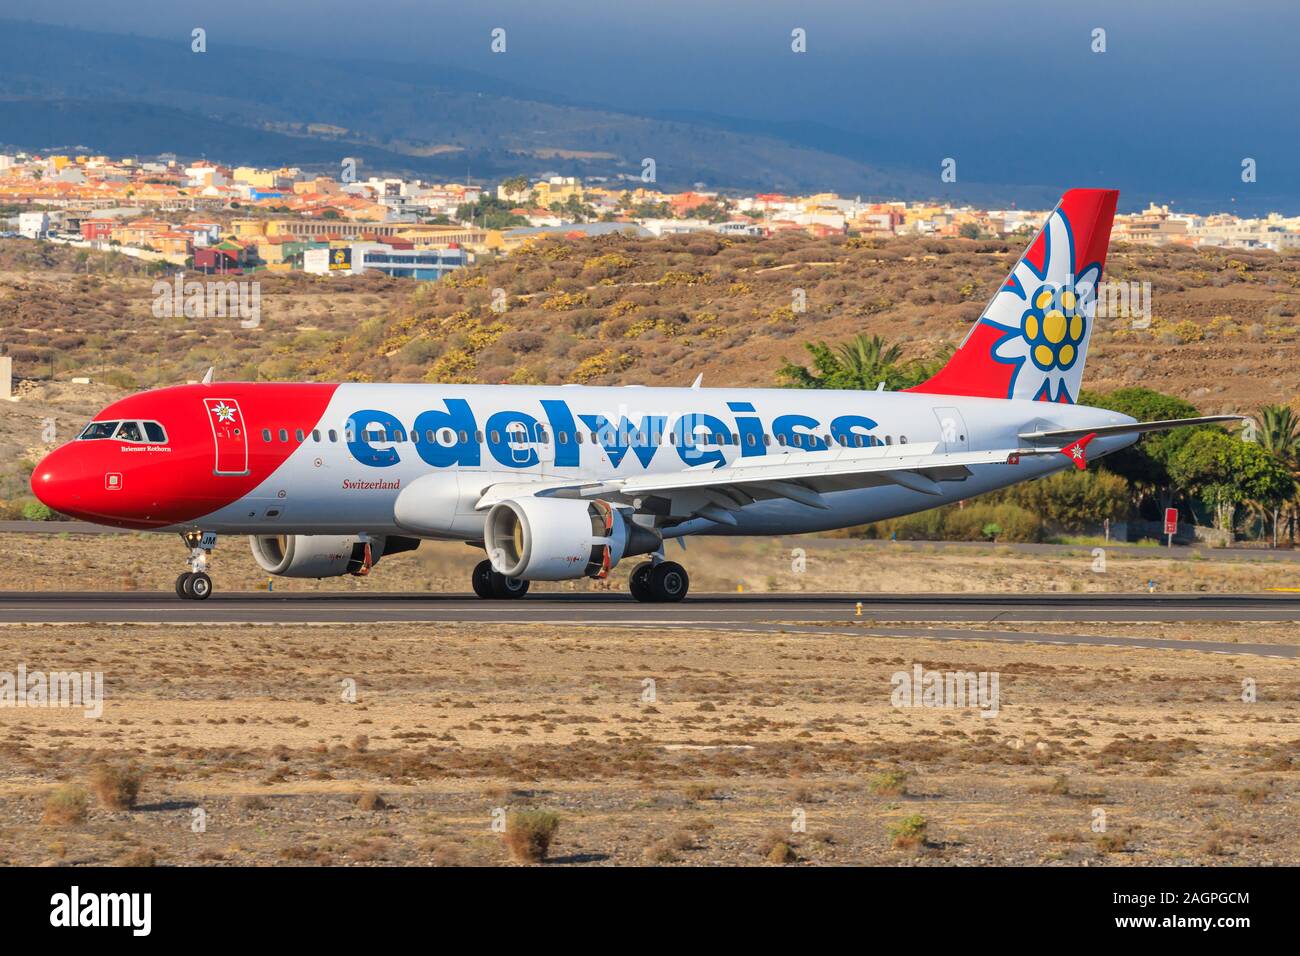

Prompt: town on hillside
[3,151,1300,281]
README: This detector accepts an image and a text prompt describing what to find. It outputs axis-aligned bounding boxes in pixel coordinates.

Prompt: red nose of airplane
[30,446,87,519]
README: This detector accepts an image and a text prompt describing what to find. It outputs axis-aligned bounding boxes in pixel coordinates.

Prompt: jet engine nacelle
[249,534,419,578]
[484,497,661,581]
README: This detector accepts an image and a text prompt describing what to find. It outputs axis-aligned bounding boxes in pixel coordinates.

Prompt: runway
[0,591,1294,658]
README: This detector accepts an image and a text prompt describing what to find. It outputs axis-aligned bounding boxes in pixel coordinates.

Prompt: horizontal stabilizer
[1019,415,1244,442]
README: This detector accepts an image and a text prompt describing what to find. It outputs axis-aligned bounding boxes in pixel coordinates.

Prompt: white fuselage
[199,384,1137,539]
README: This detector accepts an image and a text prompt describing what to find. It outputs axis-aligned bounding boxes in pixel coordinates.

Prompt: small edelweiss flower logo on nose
[1022,284,1086,371]
[211,402,236,423]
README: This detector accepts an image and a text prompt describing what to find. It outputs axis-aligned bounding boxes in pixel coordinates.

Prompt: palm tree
[835,334,904,387]
[1251,404,1300,545]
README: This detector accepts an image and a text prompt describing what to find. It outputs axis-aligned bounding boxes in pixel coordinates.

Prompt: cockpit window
[79,420,168,443]
[114,421,144,442]
[79,421,120,440]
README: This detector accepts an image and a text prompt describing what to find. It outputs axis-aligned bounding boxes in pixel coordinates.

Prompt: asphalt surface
[0,592,1294,658]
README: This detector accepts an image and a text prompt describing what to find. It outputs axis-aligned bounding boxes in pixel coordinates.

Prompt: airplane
[31,188,1239,602]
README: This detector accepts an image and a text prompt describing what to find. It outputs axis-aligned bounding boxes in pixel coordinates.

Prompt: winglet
[690,373,703,389]
[201,366,215,385]
[1060,432,1096,470]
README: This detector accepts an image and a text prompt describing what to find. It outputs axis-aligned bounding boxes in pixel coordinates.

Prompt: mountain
[0,18,1053,203]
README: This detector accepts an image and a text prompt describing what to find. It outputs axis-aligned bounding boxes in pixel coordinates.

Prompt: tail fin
[909,188,1118,404]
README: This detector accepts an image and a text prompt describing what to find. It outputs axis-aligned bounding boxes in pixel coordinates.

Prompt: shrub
[41,785,89,826]
[888,814,928,849]
[503,809,560,863]
[21,501,55,521]
[869,769,909,797]
[943,503,1042,543]
[89,763,142,810]
[765,841,797,864]
[992,469,1131,532]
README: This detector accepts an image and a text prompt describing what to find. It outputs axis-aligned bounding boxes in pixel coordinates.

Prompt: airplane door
[932,407,969,454]
[205,398,250,476]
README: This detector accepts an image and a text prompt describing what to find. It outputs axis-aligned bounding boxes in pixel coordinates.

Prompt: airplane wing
[476,440,1069,525]
[1018,415,1243,442]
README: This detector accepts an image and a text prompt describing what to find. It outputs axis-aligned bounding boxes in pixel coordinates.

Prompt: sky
[5,0,1298,211]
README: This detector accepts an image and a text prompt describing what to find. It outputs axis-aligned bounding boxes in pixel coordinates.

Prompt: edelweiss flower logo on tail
[906,189,1117,405]
[982,204,1101,404]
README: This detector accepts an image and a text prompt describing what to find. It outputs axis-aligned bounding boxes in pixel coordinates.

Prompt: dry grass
[41,785,88,826]
[0,619,1295,866]
[503,810,561,864]
[88,764,142,811]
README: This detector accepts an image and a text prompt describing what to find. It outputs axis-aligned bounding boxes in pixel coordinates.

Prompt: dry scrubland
[4,231,1300,510]
[0,532,1298,595]
[2,232,1299,405]
[0,621,1294,866]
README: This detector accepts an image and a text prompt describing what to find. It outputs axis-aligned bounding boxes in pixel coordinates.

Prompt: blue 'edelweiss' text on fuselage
[344,399,882,470]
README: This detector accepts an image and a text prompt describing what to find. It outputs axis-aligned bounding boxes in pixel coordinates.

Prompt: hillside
[4,235,1300,412]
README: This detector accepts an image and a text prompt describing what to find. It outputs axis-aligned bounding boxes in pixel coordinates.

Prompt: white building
[305,242,468,280]
[18,212,50,239]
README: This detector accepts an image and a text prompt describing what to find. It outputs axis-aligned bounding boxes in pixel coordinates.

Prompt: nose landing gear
[176,531,215,601]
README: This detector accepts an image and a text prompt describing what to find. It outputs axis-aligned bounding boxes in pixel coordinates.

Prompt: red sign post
[1164,507,1178,547]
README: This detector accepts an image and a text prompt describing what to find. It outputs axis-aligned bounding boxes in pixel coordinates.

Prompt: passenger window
[295,429,305,442]
[854,435,864,448]
[558,431,569,445]
[144,422,167,443]
[262,429,272,442]
[490,430,500,444]
[885,435,893,445]
[900,435,908,444]
[576,432,584,444]
[328,429,338,443]
[279,429,289,443]
[473,430,482,443]
[411,430,420,444]
[791,434,802,448]
[777,434,787,446]
[312,429,321,442]
[763,435,771,446]
[115,421,144,442]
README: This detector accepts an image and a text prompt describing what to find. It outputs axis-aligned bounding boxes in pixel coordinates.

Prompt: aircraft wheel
[490,571,530,599]
[650,562,689,603]
[187,572,213,600]
[175,572,193,599]
[472,560,495,599]
[629,562,654,602]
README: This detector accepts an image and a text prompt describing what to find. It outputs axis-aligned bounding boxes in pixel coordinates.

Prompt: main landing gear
[471,559,530,599]
[629,560,689,603]
[176,531,215,601]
